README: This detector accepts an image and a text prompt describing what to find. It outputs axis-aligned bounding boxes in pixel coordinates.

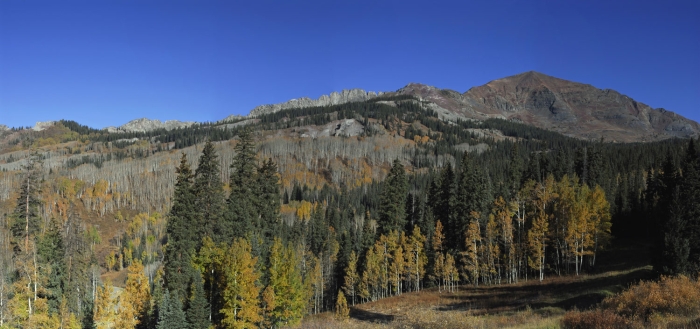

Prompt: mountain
[392,71,700,142]
[0,124,7,131]
[103,118,196,133]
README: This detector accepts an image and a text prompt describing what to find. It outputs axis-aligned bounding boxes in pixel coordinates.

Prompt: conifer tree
[185,273,210,329]
[227,128,258,241]
[156,290,187,329]
[378,159,408,235]
[452,152,490,250]
[193,140,226,243]
[164,153,197,300]
[10,153,43,254]
[37,217,66,314]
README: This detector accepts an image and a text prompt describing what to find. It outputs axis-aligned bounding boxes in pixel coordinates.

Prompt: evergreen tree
[37,218,66,314]
[156,290,187,329]
[226,128,258,241]
[185,273,210,329]
[451,152,490,250]
[378,159,408,235]
[193,140,226,243]
[164,153,197,300]
[10,153,43,254]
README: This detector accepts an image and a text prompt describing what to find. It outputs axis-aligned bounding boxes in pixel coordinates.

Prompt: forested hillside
[0,96,699,328]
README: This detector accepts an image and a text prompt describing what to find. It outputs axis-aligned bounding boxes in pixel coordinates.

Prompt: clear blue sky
[1,0,698,129]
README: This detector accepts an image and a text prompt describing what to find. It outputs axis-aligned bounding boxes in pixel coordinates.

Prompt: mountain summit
[389,71,699,142]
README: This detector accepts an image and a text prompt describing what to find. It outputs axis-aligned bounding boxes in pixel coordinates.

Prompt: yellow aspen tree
[342,251,358,306]
[588,185,611,267]
[116,261,150,329]
[492,196,517,283]
[267,238,307,327]
[334,290,349,321]
[528,176,556,282]
[220,238,262,329]
[484,214,501,284]
[94,281,116,329]
[444,253,458,293]
[434,253,445,292]
[408,226,427,292]
[462,213,481,286]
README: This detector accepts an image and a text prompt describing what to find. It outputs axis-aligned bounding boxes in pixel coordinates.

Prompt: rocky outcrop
[33,121,57,131]
[104,118,195,133]
[249,89,384,117]
[0,124,8,132]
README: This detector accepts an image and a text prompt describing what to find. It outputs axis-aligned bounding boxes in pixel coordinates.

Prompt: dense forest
[0,96,699,328]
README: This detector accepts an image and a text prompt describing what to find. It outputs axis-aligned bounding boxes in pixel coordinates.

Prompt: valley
[1,72,700,328]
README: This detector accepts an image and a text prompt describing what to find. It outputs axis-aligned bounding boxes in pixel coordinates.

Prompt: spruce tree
[680,138,700,272]
[37,217,66,314]
[185,273,210,329]
[157,290,188,329]
[164,153,197,300]
[193,140,226,243]
[451,152,490,250]
[378,159,408,235]
[226,128,258,241]
[10,153,43,254]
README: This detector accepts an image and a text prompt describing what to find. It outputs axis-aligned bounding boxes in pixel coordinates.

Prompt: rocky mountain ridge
[248,89,384,117]
[104,118,196,133]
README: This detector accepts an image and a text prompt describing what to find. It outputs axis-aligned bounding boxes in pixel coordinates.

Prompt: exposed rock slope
[249,89,384,117]
[104,118,195,133]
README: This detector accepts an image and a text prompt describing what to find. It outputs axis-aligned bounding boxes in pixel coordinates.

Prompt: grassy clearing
[294,240,655,329]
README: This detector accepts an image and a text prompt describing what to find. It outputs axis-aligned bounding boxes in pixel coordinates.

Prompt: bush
[561,309,632,329]
[602,275,700,320]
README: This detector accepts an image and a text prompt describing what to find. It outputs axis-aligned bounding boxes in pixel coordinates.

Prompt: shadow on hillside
[349,307,395,323]
[435,266,654,314]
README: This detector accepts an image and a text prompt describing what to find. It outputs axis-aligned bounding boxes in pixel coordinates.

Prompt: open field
[295,240,655,328]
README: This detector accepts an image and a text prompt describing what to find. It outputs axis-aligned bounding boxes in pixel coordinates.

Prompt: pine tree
[164,153,197,300]
[378,159,408,235]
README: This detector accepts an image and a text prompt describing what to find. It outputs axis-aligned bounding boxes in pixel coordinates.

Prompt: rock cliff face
[32,121,57,131]
[104,118,195,133]
[393,72,700,142]
[249,89,384,117]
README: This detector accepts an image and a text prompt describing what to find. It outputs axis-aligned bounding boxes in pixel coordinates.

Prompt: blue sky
[1,0,698,129]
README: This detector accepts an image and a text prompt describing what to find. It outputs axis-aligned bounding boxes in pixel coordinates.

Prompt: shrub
[561,309,632,329]
[602,275,700,320]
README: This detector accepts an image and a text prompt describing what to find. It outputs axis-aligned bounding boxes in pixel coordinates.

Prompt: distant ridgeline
[0,94,698,328]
